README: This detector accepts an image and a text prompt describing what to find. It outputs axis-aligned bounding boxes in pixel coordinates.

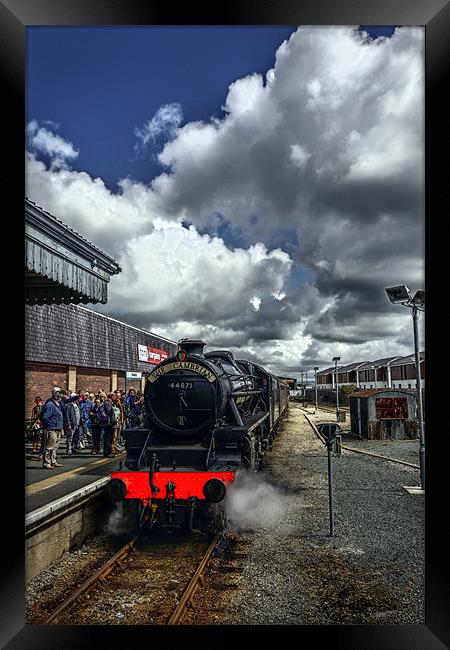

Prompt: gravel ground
[27,527,213,625]
[192,402,424,625]
[54,533,210,625]
[305,406,421,468]
[26,533,127,624]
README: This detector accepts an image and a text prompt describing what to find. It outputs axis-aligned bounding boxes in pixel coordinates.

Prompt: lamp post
[314,366,319,413]
[385,285,425,490]
[332,356,340,420]
[371,364,377,388]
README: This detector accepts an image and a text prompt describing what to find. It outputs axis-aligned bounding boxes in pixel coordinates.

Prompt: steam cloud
[225,470,286,532]
[104,501,137,536]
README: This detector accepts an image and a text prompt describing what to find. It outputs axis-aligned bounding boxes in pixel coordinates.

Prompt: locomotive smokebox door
[148,372,218,434]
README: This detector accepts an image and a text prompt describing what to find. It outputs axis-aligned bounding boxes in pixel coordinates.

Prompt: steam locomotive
[105,339,289,533]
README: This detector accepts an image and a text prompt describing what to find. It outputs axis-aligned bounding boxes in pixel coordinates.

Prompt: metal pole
[327,443,335,537]
[412,306,425,489]
[315,368,318,413]
[335,360,339,420]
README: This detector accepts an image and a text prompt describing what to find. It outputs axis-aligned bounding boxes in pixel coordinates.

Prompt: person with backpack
[97,392,117,458]
[41,387,64,469]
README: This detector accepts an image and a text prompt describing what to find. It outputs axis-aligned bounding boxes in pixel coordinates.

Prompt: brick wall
[25,362,67,418]
[117,371,126,392]
[125,379,141,392]
[76,367,112,394]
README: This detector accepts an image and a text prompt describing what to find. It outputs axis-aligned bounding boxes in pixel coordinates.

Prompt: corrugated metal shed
[25,198,121,305]
[349,389,417,440]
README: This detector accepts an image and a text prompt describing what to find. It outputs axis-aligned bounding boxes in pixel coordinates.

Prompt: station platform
[25,439,125,514]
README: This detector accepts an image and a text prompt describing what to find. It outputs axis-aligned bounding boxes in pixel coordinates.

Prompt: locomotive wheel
[197,502,226,533]
[211,503,227,532]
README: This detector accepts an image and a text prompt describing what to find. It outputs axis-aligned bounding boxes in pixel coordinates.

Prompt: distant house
[315,353,425,392]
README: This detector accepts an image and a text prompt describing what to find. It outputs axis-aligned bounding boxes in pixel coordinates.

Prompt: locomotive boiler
[106,339,289,533]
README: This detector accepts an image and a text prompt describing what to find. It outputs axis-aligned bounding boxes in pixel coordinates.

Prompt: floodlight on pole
[385,285,412,304]
[314,366,319,413]
[332,356,340,420]
[385,285,425,490]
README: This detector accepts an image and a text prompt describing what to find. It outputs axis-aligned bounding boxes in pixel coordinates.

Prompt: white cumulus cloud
[27,120,79,167]
[134,103,183,154]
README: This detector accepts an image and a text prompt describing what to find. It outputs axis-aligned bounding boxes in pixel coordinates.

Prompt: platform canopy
[25,198,121,305]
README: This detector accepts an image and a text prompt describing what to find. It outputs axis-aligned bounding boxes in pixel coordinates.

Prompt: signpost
[318,422,339,537]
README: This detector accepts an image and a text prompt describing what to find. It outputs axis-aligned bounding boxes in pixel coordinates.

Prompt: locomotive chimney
[177,339,206,357]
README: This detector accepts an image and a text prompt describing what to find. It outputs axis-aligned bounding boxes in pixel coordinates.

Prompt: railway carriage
[106,339,288,533]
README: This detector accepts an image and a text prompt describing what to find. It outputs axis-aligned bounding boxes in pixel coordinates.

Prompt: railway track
[298,403,350,415]
[43,531,223,625]
[303,412,420,469]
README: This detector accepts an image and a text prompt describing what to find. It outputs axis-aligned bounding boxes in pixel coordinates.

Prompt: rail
[303,413,419,469]
[42,531,222,625]
[43,534,141,624]
[167,532,221,624]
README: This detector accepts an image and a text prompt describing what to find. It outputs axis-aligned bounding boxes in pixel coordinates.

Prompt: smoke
[103,501,137,536]
[225,470,286,532]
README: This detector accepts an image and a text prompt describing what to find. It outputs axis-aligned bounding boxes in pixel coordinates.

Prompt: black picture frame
[1,0,447,647]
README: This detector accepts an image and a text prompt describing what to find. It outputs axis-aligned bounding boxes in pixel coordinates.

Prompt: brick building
[25,303,177,416]
[316,353,425,391]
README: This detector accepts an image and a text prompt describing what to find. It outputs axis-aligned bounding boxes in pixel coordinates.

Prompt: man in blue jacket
[41,387,64,469]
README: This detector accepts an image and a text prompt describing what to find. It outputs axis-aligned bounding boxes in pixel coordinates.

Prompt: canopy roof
[25,198,121,305]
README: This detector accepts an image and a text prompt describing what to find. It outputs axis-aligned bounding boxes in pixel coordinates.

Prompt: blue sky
[25,25,423,376]
[27,26,396,192]
[27,27,299,190]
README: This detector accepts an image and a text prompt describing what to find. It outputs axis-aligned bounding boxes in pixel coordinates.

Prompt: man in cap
[65,393,82,454]
[40,387,64,469]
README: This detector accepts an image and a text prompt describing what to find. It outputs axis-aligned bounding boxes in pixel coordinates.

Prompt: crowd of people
[29,387,145,469]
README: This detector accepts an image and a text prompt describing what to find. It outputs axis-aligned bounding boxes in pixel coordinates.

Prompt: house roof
[390,352,425,366]
[356,356,401,371]
[349,388,415,398]
[338,361,369,372]
[316,366,336,375]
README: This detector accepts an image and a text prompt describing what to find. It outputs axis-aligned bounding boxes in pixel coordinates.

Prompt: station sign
[126,371,142,379]
[137,344,170,364]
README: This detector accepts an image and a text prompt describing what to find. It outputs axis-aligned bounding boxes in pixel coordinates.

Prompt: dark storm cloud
[26,26,424,375]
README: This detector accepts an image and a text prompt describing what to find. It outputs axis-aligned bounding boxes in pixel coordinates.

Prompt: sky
[25,25,424,378]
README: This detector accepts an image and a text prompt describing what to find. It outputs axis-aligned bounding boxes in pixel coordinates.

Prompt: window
[408,384,411,389]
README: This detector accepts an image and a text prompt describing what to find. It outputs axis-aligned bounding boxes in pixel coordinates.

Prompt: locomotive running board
[242,411,269,433]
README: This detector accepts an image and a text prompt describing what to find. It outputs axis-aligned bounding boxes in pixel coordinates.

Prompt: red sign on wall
[137,344,170,364]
